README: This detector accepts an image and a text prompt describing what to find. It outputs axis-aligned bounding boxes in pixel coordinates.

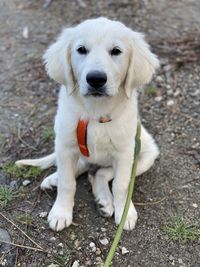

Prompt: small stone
[0,228,11,253]
[22,26,29,39]
[70,232,76,240]
[96,248,101,255]
[89,242,95,248]
[169,255,174,261]
[9,180,18,188]
[74,239,81,248]
[121,246,129,255]
[39,211,48,218]
[49,237,56,243]
[72,261,79,267]
[99,238,109,246]
[174,89,180,97]
[167,99,174,106]
[192,203,198,208]
[57,242,64,248]
[85,260,92,265]
[167,89,173,96]
[178,258,183,264]
[156,76,163,83]
[59,250,63,255]
[96,257,104,267]
[47,264,59,267]
[101,227,106,232]
[89,242,96,252]
[22,179,31,186]
[155,96,162,102]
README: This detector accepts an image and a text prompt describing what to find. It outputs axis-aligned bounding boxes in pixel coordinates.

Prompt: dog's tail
[15,153,56,169]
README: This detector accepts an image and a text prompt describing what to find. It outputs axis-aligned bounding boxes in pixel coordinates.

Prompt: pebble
[0,228,11,253]
[101,227,106,232]
[174,89,180,97]
[99,238,109,246]
[167,99,174,106]
[96,248,101,255]
[74,239,81,248]
[22,179,31,186]
[121,247,129,255]
[9,180,18,188]
[72,261,79,267]
[156,76,164,83]
[167,89,173,96]
[39,211,48,218]
[89,241,96,252]
[192,203,198,208]
[22,26,29,39]
[89,242,95,248]
[49,237,56,243]
[70,232,76,240]
[178,258,183,264]
[96,257,104,267]
[155,96,162,102]
[169,255,174,261]
[47,264,59,267]
[58,242,64,248]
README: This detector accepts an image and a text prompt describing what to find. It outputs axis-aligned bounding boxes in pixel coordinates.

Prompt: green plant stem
[104,123,141,267]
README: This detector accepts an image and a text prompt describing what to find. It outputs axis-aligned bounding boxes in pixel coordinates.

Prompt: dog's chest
[85,121,115,165]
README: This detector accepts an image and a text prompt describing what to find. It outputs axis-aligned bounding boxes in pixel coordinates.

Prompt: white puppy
[16,17,159,231]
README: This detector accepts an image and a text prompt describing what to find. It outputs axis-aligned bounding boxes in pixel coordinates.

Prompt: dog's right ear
[43,28,75,93]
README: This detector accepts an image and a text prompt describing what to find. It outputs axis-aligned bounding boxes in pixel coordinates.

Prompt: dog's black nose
[86,71,107,89]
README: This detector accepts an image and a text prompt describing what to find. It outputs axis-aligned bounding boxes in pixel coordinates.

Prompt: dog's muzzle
[86,71,108,97]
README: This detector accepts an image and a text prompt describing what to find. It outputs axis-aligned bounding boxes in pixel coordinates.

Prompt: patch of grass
[147,85,157,96]
[0,185,18,207]
[1,163,42,179]
[42,127,55,142]
[55,255,69,266]
[163,217,199,243]
[16,213,33,226]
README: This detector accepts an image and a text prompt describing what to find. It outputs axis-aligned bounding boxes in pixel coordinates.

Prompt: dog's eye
[110,47,122,56]
[77,46,88,55]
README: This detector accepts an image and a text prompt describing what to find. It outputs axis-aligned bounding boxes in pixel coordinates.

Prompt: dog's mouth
[85,86,110,97]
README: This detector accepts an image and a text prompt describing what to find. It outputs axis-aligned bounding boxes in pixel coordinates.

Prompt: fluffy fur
[16,17,159,231]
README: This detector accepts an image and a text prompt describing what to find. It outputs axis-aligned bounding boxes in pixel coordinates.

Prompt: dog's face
[70,22,130,97]
[44,18,159,98]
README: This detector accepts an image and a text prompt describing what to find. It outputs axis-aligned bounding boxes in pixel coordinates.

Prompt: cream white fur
[16,17,159,231]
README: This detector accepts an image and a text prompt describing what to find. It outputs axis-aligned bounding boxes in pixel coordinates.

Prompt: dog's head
[44,17,159,98]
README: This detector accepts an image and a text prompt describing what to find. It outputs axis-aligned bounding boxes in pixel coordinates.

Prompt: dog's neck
[74,89,137,122]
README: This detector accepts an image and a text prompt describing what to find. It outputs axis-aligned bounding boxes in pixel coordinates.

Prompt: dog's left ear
[43,28,75,94]
[125,31,159,98]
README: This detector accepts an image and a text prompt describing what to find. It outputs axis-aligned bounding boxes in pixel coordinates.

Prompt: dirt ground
[0,0,200,266]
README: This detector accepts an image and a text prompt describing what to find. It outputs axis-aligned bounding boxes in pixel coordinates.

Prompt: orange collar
[77,116,112,157]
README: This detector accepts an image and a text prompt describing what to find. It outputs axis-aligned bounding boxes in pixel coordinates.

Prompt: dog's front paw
[96,196,114,218]
[48,203,72,231]
[114,201,138,231]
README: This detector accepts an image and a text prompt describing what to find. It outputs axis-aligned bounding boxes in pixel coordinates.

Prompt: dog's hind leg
[41,172,58,190]
[136,125,159,176]
[89,167,114,218]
